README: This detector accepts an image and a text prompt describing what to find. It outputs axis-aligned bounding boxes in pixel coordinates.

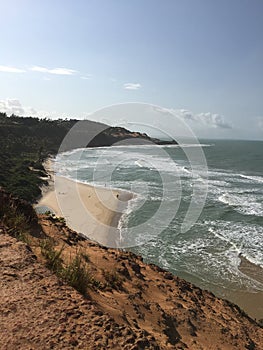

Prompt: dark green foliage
[0,113,77,202]
[0,199,31,242]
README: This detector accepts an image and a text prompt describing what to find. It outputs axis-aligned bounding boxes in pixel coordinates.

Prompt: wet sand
[238,254,263,285]
[225,255,263,320]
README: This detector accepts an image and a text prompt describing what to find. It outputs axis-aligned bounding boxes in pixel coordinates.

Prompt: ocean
[55,139,263,306]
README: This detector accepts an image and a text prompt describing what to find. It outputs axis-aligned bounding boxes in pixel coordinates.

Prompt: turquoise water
[56,139,263,296]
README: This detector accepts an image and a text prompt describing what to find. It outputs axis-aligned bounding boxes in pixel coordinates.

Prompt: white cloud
[0,65,25,73]
[0,99,38,116]
[31,66,77,75]
[175,109,197,121]
[0,99,26,115]
[123,83,141,90]
[196,112,232,129]
[0,98,69,119]
[152,106,196,121]
[50,68,77,75]
[30,66,48,73]
[152,106,232,129]
[0,64,78,75]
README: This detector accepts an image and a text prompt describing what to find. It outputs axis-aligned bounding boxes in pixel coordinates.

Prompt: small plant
[40,239,63,272]
[62,254,90,295]
[39,240,101,296]
[89,277,103,290]
[16,231,31,245]
[2,210,31,244]
[57,217,66,224]
[3,211,29,232]
[47,214,66,224]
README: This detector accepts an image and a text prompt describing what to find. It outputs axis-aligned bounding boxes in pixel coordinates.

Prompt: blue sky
[0,0,263,140]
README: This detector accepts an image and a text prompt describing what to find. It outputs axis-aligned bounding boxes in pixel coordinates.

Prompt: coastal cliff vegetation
[0,113,173,202]
[0,112,77,201]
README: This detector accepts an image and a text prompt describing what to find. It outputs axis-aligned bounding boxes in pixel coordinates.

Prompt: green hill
[0,113,176,202]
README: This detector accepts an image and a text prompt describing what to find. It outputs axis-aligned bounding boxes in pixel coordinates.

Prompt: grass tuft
[61,255,90,296]
[39,239,63,272]
[38,239,102,295]
[1,208,31,244]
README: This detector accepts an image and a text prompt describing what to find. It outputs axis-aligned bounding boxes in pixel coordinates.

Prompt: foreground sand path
[1,222,263,350]
[1,186,263,349]
[0,234,158,350]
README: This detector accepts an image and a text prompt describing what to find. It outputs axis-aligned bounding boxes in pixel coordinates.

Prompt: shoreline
[221,254,263,320]
[35,159,263,319]
[35,158,133,247]
[238,254,263,285]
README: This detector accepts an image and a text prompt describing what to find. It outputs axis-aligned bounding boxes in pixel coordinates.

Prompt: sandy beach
[35,161,263,320]
[35,158,133,247]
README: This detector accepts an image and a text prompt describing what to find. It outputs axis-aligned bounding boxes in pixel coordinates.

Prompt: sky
[0,0,263,140]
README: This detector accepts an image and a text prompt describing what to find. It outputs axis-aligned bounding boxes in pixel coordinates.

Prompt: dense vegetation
[0,112,78,202]
[0,113,175,203]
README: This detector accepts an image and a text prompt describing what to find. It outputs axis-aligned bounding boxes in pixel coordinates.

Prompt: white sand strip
[35,159,133,247]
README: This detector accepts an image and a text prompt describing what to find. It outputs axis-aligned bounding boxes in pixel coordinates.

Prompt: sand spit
[36,158,133,247]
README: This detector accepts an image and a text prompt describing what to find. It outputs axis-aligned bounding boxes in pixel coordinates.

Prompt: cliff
[0,188,262,349]
[88,126,177,147]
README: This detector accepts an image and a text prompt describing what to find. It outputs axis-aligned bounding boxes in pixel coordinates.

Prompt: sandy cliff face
[88,126,177,147]
[0,189,262,349]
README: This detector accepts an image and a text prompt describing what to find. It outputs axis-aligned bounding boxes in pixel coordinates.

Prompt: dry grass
[39,238,102,296]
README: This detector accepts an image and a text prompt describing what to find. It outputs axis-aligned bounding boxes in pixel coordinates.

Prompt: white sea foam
[56,144,263,292]
[207,221,263,267]
[82,143,214,150]
[118,194,144,243]
[218,192,263,216]
[57,147,84,157]
[239,174,263,183]
[165,220,263,291]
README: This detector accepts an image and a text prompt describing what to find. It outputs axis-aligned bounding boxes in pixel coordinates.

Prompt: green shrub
[61,255,90,295]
